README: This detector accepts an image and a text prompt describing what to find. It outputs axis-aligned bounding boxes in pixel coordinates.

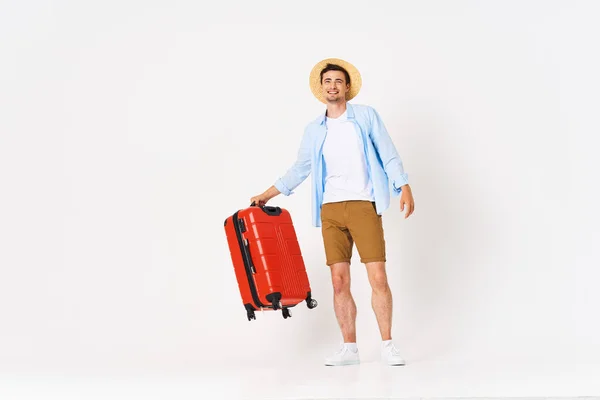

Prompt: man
[250,58,415,366]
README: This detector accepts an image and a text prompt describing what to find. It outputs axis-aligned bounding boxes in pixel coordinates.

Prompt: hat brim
[309,58,362,104]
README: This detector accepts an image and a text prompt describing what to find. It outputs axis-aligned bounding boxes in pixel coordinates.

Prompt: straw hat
[309,58,362,104]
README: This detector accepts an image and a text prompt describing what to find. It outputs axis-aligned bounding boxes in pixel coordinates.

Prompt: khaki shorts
[320,200,386,266]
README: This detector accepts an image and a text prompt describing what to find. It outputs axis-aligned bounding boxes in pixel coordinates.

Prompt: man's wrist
[265,186,280,199]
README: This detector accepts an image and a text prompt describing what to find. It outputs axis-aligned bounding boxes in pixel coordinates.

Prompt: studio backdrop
[1,0,599,374]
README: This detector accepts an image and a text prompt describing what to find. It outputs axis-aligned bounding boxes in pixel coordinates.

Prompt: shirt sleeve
[368,107,409,196]
[274,127,312,196]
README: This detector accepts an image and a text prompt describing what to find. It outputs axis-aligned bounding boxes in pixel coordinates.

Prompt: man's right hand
[250,185,281,207]
[250,193,270,207]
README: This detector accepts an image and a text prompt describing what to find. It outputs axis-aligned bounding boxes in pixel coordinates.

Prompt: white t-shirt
[322,111,374,204]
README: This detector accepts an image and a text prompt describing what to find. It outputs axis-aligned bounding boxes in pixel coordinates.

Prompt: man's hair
[320,63,351,85]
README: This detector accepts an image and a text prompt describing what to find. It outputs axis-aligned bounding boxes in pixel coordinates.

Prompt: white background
[1,0,599,377]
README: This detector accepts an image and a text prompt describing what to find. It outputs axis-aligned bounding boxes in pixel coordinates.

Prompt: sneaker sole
[325,359,360,366]
[385,361,406,366]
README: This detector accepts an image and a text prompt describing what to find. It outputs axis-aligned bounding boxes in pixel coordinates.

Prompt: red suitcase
[224,203,318,321]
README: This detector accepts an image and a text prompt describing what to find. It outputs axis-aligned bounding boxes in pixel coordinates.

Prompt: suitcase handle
[242,238,256,274]
[261,206,282,216]
[250,202,282,216]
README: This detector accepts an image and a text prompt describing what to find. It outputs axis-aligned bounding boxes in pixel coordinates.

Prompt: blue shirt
[274,103,409,227]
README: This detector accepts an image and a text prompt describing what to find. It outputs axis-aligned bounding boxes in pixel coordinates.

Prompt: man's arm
[368,107,409,196]
[272,127,312,196]
[250,185,281,206]
[251,128,312,205]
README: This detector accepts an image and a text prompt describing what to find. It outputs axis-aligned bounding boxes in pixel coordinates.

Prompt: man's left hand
[400,184,414,219]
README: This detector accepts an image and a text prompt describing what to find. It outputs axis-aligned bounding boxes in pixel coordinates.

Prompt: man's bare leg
[330,262,357,343]
[324,261,361,366]
[365,261,392,341]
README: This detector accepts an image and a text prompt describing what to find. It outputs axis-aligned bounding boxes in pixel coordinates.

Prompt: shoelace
[383,344,402,356]
[335,343,350,355]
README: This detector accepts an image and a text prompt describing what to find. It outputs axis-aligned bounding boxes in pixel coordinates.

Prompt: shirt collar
[318,102,355,125]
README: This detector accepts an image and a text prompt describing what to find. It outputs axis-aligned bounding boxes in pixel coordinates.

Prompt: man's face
[321,70,349,103]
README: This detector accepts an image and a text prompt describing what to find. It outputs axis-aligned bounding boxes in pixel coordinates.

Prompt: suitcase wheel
[305,292,318,309]
[266,293,283,310]
[244,304,256,321]
[307,299,318,309]
[282,307,291,319]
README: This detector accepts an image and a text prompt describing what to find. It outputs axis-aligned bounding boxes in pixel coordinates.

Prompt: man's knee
[367,263,389,292]
[372,275,389,293]
[332,275,350,295]
[330,263,351,295]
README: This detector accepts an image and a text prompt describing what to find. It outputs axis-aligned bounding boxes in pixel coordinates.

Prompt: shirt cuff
[391,174,409,196]
[274,179,293,196]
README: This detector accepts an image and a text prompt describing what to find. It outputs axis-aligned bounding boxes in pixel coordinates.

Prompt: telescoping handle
[250,202,282,216]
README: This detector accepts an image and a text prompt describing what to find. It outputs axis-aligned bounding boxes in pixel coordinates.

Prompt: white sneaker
[324,343,360,366]
[381,342,406,366]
